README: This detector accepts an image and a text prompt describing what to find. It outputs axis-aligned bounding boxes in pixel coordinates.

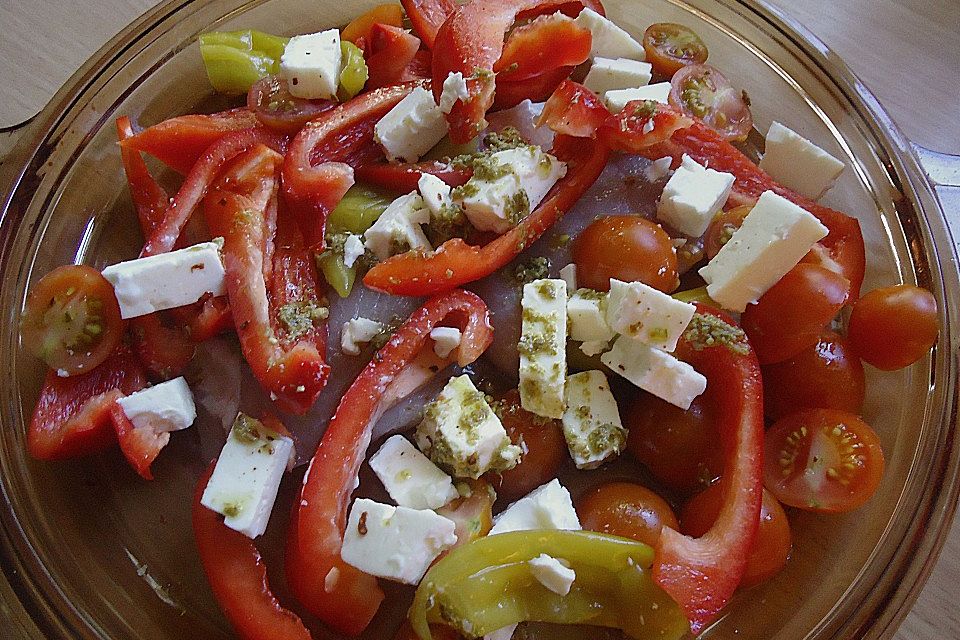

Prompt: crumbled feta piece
[519,279,568,419]
[485,625,518,640]
[416,375,521,478]
[698,190,829,312]
[605,279,696,352]
[573,8,645,60]
[368,435,459,510]
[279,29,342,100]
[438,71,469,114]
[567,288,614,343]
[200,414,295,538]
[645,156,674,182]
[561,370,625,469]
[528,554,576,596]
[102,240,226,319]
[657,155,735,237]
[580,339,610,357]
[363,192,432,260]
[341,317,385,355]
[559,263,577,291]
[601,336,706,409]
[486,99,554,149]
[374,86,449,162]
[342,233,365,269]
[430,326,462,359]
[117,377,196,434]
[584,57,652,93]
[489,479,581,535]
[417,172,453,217]
[602,82,672,112]
[341,498,457,584]
[759,121,845,200]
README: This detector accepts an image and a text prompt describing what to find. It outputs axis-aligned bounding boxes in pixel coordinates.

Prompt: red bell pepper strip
[401,0,457,48]
[170,294,234,342]
[355,160,471,194]
[655,304,763,634]
[192,462,311,640]
[286,290,493,636]
[28,343,147,460]
[492,65,575,111]
[116,117,169,233]
[282,81,426,249]
[493,13,591,82]
[107,401,164,480]
[366,24,423,89]
[537,79,611,137]
[363,134,609,295]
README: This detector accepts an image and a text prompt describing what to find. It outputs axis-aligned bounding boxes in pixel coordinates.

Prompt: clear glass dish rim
[0,0,958,638]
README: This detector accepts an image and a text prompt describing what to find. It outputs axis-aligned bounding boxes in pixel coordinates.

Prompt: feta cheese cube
[342,233,365,269]
[417,172,453,217]
[341,317,385,355]
[559,263,577,291]
[602,83,672,113]
[645,156,674,182]
[200,414,295,538]
[279,29,342,100]
[374,87,449,162]
[567,288,614,343]
[580,339,610,357]
[519,279,568,419]
[102,240,226,319]
[429,326,462,359]
[528,554,576,596]
[438,71,469,114]
[341,498,457,584]
[368,435,459,510]
[657,155,735,237]
[561,370,625,469]
[759,122,845,200]
[698,190,830,312]
[117,377,196,434]
[573,8,645,60]
[363,192,432,260]
[601,336,706,409]
[416,375,521,478]
[486,99,554,149]
[605,279,696,352]
[584,57,652,93]
[489,479,581,535]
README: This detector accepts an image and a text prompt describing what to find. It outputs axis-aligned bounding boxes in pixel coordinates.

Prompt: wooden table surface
[0,0,958,638]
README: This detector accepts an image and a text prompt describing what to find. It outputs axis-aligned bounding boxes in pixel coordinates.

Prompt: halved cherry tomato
[669,64,752,142]
[489,389,566,499]
[764,408,884,513]
[848,284,939,371]
[494,13,591,82]
[741,263,850,365]
[762,330,865,421]
[247,75,336,134]
[576,481,679,548]
[21,265,124,376]
[572,216,680,292]
[681,485,791,589]
[704,204,751,259]
[537,79,610,138]
[342,3,405,44]
[643,23,708,77]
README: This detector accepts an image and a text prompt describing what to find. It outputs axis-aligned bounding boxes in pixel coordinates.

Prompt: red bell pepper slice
[107,401,164,480]
[492,64,575,110]
[170,294,234,342]
[537,79,611,137]
[655,305,763,634]
[27,343,147,461]
[401,0,457,48]
[366,24,423,89]
[282,81,426,249]
[355,160,471,193]
[192,462,311,640]
[286,290,493,636]
[116,117,169,233]
[493,13,591,82]
[363,134,609,295]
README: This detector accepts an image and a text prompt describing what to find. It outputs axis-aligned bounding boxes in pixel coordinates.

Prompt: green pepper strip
[339,41,369,100]
[672,286,716,305]
[410,530,689,640]
[199,30,289,95]
[319,184,394,297]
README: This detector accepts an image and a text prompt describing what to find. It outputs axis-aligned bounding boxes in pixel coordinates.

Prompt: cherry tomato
[762,330,865,421]
[572,216,679,293]
[681,485,791,589]
[247,75,335,134]
[704,205,751,259]
[741,262,849,365]
[669,64,752,141]
[490,390,566,499]
[764,408,884,513]
[643,23,708,77]
[576,481,679,547]
[21,265,124,376]
[625,393,722,494]
[848,284,939,371]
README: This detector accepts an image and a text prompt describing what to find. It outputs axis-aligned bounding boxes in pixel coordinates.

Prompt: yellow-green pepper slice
[199,30,289,95]
[319,184,394,297]
[338,41,368,100]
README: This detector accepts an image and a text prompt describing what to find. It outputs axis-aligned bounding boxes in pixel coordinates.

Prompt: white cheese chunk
[601,336,706,409]
[429,326,462,359]
[490,479,581,535]
[117,377,196,434]
[484,625,518,640]
[486,99,554,149]
[561,370,625,469]
[645,156,674,182]
[528,554,576,596]
[605,279,696,352]
[417,172,453,217]
[759,121,845,200]
[416,375,521,478]
[559,263,577,291]
[657,155,735,237]
[698,190,830,312]
[363,192,432,260]
[368,435,459,510]
[342,233,365,269]
[584,57,652,94]
[438,71,469,114]
[567,288,614,343]
[580,339,610,357]
[602,82,672,113]
[341,317,385,355]
[341,498,457,584]
[519,279,568,419]
[200,414,295,539]
[573,8,645,60]
[102,240,226,319]
[374,86,449,162]
[279,29,342,100]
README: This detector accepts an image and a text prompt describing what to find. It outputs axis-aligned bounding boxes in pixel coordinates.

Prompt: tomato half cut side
[848,284,939,371]
[21,265,124,376]
[669,63,752,142]
[764,408,884,513]
[643,23,708,77]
